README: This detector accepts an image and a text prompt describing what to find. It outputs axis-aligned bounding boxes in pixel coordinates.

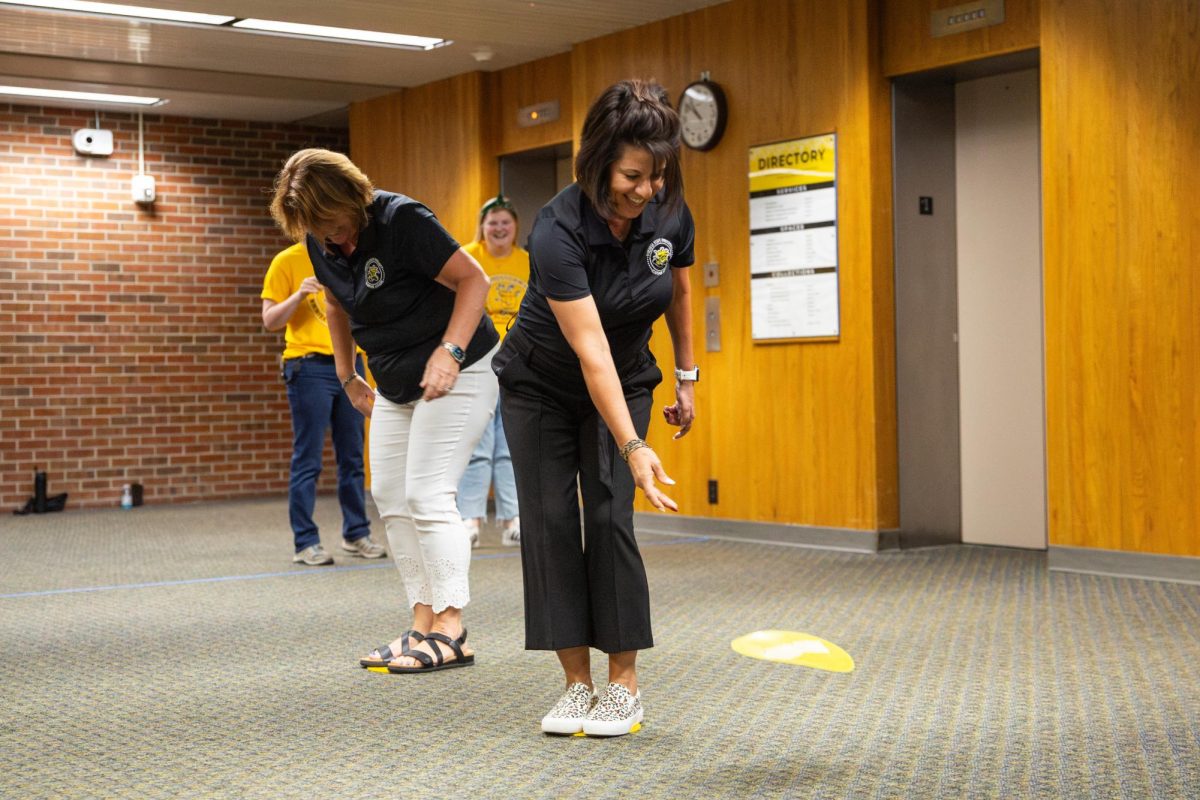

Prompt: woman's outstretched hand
[627,446,678,512]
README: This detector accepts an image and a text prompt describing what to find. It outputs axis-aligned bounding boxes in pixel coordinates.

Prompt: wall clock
[678,79,728,151]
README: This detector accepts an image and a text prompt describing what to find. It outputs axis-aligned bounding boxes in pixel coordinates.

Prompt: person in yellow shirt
[457,196,529,547]
[261,243,386,565]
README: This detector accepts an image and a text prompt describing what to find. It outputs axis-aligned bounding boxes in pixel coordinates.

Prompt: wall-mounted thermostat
[73,128,113,156]
[132,174,156,204]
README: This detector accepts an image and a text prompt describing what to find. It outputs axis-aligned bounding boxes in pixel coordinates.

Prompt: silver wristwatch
[440,340,466,365]
[674,366,700,383]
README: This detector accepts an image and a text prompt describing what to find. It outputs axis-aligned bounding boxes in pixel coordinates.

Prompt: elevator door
[893,59,1045,550]
[955,68,1046,549]
[498,142,572,246]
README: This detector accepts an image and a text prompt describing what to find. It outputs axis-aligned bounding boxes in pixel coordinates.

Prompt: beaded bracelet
[341,373,359,389]
[619,438,650,463]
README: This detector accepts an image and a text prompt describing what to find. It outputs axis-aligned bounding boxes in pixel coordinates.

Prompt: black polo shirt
[307,190,498,404]
[512,183,694,379]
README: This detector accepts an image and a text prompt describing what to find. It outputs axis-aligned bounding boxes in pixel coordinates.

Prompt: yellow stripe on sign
[731,630,855,672]
[748,134,836,193]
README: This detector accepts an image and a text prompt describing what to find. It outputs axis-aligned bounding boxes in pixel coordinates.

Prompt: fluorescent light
[0,0,235,25]
[0,85,161,105]
[231,18,445,49]
[1,0,447,50]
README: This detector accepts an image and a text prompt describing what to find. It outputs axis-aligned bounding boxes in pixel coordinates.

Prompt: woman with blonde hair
[271,148,498,673]
[457,194,529,548]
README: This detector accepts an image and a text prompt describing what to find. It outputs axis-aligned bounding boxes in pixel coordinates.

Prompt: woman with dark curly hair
[493,80,698,736]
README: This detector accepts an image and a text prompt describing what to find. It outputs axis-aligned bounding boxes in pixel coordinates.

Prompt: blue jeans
[283,355,369,551]
[456,396,519,521]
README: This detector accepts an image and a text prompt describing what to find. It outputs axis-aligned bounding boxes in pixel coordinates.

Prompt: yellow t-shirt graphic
[464,240,529,340]
[261,243,334,360]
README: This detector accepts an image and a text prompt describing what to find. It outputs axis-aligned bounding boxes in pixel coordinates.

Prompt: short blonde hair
[270,149,375,242]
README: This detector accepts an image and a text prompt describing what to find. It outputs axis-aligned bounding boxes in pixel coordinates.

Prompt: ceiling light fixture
[230,19,446,50]
[1,0,234,25]
[1,0,449,49]
[0,84,162,105]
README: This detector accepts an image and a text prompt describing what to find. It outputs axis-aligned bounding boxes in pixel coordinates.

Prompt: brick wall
[0,103,349,511]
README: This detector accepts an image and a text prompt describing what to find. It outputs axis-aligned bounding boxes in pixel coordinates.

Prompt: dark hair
[270,149,375,242]
[574,79,683,218]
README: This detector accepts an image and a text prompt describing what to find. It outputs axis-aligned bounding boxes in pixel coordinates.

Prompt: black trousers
[496,332,661,654]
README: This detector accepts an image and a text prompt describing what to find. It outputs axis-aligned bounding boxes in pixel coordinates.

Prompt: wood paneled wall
[881,0,1039,76]
[884,0,1199,556]
[1041,0,1200,556]
[572,0,897,529]
[348,0,899,533]
[347,0,1200,555]
[490,52,574,157]
[349,71,493,245]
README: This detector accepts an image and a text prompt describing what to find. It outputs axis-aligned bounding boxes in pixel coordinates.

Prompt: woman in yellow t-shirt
[261,242,385,566]
[457,195,529,547]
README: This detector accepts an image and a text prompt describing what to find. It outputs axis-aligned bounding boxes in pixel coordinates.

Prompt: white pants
[368,353,498,613]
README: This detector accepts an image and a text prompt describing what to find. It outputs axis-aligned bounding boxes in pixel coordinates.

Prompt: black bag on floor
[12,469,68,515]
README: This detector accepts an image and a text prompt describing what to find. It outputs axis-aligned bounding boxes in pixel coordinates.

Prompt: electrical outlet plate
[705,296,721,352]
[132,174,156,204]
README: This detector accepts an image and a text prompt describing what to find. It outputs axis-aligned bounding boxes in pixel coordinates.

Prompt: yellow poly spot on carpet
[731,630,854,672]
[571,722,641,737]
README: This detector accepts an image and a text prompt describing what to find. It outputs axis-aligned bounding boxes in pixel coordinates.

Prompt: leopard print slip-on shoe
[541,682,598,735]
[582,682,643,737]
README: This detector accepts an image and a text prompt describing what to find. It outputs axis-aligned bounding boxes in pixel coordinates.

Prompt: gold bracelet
[619,438,650,463]
[341,373,358,388]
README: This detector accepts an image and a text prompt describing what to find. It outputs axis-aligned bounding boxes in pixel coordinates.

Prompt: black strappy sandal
[386,630,474,673]
[359,630,425,668]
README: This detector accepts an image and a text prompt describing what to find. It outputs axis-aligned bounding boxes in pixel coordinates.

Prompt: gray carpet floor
[1,498,1197,799]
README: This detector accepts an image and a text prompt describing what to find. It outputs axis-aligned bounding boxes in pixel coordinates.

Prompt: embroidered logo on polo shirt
[646,238,673,276]
[364,258,385,289]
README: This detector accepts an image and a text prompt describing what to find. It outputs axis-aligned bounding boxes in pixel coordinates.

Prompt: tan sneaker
[292,544,333,566]
[342,535,386,559]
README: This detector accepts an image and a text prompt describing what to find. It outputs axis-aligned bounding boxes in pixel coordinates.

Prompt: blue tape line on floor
[0,562,393,599]
[0,535,709,599]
